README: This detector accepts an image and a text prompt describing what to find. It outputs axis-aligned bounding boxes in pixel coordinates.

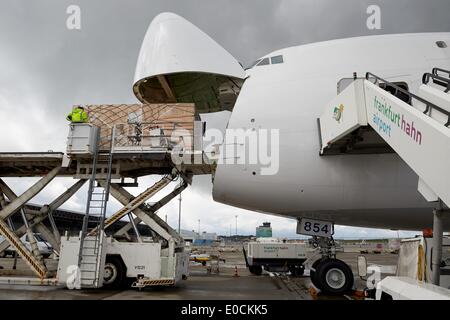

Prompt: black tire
[249,265,263,276]
[309,259,322,289]
[103,256,126,289]
[380,292,393,300]
[289,265,305,277]
[316,259,354,295]
[201,261,207,266]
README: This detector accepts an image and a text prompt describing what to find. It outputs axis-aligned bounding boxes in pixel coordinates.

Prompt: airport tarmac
[0,249,398,300]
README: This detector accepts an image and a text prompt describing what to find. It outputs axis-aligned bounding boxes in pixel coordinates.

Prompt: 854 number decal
[297,218,334,238]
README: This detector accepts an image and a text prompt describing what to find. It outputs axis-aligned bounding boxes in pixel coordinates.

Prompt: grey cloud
[1,0,449,237]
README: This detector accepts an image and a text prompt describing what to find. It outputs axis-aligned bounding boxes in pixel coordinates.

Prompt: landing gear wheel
[316,259,354,295]
[309,259,322,289]
[249,266,263,276]
[103,256,125,289]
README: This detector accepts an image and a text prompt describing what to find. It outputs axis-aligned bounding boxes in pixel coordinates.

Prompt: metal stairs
[78,233,106,288]
[423,67,450,93]
[77,129,112,288]
[319,69,450,207]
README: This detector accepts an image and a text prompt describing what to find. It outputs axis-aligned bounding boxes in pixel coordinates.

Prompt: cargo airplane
[133,12,450,234]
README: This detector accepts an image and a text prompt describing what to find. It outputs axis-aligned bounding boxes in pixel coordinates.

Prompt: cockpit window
[271,55,284,64]
[247,59,261,69]
[257,58,270,66]
[247,55,285,69]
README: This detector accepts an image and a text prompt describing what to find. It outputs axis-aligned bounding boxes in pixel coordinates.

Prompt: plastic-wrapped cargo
[74,103,195,152]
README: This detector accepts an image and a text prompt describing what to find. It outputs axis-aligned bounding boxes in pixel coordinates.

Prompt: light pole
[198,219,200,235]
[235,215,238,235]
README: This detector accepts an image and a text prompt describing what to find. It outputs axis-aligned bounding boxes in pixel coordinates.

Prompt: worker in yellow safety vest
[66,106,88,123]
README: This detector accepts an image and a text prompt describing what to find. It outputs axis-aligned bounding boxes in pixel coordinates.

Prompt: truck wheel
[316,259,354,295]
[309,259,322,288]
[289,265,305,277]
[103,256,126,289]
[249,266,263,276]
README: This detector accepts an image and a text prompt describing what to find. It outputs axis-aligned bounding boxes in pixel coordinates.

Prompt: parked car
[0,233,53,258]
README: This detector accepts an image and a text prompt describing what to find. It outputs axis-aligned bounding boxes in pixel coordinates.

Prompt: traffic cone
[233,266,240,277]
[309,286,318,298]
[353,290,365,298]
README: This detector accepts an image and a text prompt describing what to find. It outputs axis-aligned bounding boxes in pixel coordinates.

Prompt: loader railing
[111,121,195,153]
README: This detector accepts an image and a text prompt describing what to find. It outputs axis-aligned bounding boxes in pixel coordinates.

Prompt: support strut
[88,174,175,236]
[432,207,445,285]
[0,181,56,258]
[113,180,188,239]
[0,179,87,254]
[105,181,183,244]
[0,167,60,220]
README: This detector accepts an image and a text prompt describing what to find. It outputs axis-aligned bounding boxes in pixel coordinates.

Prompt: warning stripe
[138,279,175,286]
[88,177,171,235]
[0,219,47,279]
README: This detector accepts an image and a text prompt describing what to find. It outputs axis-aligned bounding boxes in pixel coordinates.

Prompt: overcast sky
[1,0,449,238]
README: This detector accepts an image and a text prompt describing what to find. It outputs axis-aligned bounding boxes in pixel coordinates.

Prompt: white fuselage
[213,33,450,231]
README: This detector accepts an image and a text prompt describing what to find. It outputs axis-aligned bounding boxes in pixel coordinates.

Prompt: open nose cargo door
[133,12,246,114]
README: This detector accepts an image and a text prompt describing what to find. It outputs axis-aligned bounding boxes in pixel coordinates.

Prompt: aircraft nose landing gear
[308,236,354,295]
[313,258,354,294]
[298,219,354,295]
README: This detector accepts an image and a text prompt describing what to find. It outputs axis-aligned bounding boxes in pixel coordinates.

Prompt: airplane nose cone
[133,12,245,113]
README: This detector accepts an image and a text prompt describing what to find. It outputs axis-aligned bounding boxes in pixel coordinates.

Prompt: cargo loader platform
[0,103,214,288]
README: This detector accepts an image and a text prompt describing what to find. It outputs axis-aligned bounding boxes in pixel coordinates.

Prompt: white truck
[57,233,189,289]
[243,238,308,276]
